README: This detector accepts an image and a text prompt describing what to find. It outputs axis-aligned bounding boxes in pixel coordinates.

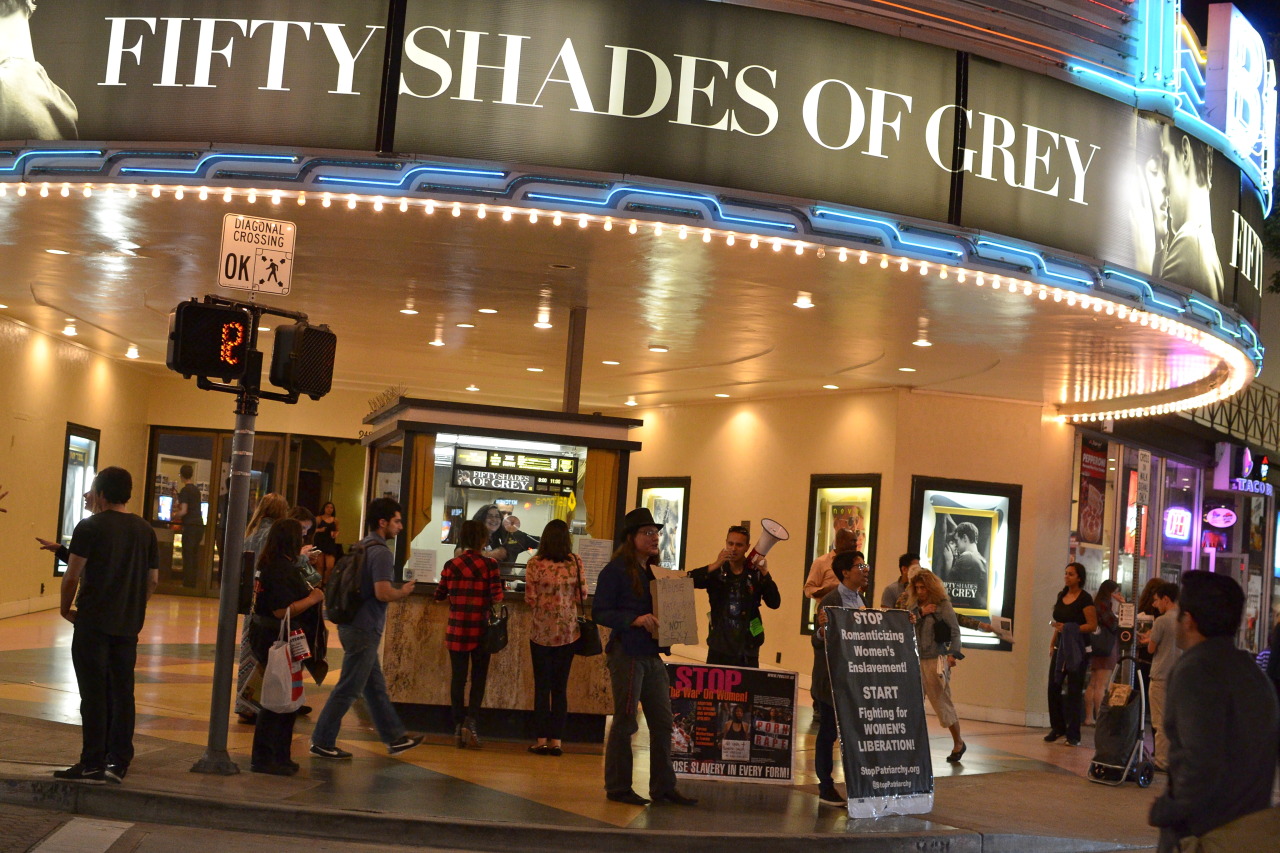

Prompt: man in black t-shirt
[689,525,781,668]
[171,464,204,588]
[55,467,158,784]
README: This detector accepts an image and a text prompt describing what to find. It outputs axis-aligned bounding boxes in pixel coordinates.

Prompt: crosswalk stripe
[31,817,132,852]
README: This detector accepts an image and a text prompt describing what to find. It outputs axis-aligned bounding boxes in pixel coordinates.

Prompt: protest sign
[651,574,699,646]
[666,662,798,783]
[824,607,933,817]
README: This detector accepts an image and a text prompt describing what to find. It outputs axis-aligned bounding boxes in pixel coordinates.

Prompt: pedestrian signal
[269,321,336,400]
[166,301,252,381]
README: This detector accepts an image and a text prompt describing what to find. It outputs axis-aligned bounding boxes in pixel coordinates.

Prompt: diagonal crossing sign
[218,214,296,295]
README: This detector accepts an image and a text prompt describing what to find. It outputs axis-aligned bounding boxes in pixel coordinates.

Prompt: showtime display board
[6,0,1272,323]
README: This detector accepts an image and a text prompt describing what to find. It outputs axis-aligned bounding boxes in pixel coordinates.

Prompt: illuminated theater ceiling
[0,185,1245,417]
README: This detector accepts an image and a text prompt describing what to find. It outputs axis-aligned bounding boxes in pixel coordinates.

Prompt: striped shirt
[435,550,504,652]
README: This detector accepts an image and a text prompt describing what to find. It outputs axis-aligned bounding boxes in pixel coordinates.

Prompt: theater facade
[0,0,1274,725]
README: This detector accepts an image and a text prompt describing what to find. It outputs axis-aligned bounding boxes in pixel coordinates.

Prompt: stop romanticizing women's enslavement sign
[824,607,933,817]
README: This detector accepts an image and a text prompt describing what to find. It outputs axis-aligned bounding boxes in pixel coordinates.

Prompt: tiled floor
[0,596,1153,840]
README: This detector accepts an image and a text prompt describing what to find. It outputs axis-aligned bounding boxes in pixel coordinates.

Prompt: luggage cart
[1087,653,1155,787]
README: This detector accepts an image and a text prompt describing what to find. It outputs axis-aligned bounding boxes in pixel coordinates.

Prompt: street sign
[1136,449,1152,506]
[218,214,296,295]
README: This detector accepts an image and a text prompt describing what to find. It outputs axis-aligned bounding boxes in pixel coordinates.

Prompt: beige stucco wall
[0,318,151,618]
[626,387,1074,724]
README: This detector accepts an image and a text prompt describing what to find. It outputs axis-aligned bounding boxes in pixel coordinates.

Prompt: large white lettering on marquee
[396,26,1102,204]
[99,16,383,94]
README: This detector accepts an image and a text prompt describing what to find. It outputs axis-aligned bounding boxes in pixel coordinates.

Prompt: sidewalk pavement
[0,712,1163,853]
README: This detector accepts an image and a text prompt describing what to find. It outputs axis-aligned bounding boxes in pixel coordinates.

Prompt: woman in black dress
[248,519,323,775]
[313,502,341,581]
[1045,562,1097,747]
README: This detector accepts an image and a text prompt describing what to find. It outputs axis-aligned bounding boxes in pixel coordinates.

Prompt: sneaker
[104,764,127,784]
[387,735,423,755]
[1065,738,1080,747]
[308,743,352,760]
[818,784,844,806]
[53,764,106,784]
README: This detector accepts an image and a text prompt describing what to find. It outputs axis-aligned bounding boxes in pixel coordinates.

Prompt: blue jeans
[311,625,406,748]
[604,648,676,798]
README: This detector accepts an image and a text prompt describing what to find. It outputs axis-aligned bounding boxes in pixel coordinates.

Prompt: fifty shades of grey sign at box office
[825,607,932,817]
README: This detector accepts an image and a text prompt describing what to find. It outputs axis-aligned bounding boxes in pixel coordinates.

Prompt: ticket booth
[363,398,641,740]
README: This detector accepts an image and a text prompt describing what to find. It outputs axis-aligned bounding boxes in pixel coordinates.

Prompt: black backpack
[325,542,370,624]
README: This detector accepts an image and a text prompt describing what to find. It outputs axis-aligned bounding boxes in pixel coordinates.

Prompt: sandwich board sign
[218,214,296,295]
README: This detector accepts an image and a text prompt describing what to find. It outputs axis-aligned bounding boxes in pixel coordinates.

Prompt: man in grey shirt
[1141,581,1179,770]
[1148,571,1278,851]
[880,553,919,609]
[310,498,422,760]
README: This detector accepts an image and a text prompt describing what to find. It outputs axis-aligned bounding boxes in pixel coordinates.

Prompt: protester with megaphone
[689,524,782,668]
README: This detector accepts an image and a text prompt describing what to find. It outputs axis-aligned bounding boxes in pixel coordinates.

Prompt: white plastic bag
[260,609,305,713]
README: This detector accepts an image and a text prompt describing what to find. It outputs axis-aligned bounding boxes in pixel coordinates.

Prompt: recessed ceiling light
[822,384,839,390]
[466,384,480,392]
[62,323,77,336]
[126,345,139,359]
[533,321,553,329]
[527,367,544,373]
[45,249,70,255]
[625,397,637,406]
[0,304,8,309]
[457,322,475,328]
[793,291,814,309]
[715,393,730,398]
[602,360,620,366]
[912,339,933,347]
[428,340,445,347]
[399,308,419,315]
[648,344,669,353]
[898,367,916,372]
[478,308,498,314]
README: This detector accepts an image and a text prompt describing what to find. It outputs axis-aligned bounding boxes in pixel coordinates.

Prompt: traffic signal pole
[191,371,260,774]
[181,298,312,775]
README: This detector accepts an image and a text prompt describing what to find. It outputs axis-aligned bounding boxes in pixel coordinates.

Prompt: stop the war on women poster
[666,663,798,784]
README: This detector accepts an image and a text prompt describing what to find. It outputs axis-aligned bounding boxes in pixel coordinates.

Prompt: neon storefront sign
[1163,507,1192,541]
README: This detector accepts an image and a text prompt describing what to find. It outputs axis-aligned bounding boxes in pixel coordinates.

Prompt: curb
[0,777,1139,853]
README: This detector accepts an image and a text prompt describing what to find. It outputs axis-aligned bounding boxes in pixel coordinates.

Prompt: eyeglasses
[637,528,661,536]
[852,564,870,571]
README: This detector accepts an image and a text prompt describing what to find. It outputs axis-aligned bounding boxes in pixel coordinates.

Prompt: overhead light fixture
[478,308,498,314]
[913,316,932,347]
[898,367,916,372]
[715,393,730,398]
[534,320,553,329]
[625,396,637,406]
[457,322,475,328]
[822,384,839,390]
[0,304,8,309]
[602,360,620,366]
[527,367,544,373]
[648,344,669,353]
[793,291,814,309]
[400,299,418,316]
[428,338,445,347]
[45,248,70,255]
[258,325,271,333]
[429,316,445,347]
[62,322,77,337]
[466,384,480,392]
[126,345,139,359]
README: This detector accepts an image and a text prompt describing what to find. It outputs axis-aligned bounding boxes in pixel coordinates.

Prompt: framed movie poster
[800,474,881,634]
[636,477,691,570]
[908,476,1021,651]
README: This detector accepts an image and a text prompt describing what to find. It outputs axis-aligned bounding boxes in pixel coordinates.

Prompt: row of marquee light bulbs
[2,180,1251,421]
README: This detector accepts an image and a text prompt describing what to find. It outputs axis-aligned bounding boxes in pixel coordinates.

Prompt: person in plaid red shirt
[435,520,504,748]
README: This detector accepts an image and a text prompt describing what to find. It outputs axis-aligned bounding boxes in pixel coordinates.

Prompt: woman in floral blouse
[524,519,587,756]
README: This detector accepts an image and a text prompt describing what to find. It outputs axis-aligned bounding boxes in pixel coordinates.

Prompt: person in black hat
[593,507,698,807]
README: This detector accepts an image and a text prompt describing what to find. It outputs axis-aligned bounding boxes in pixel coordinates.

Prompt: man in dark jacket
[1148,571,1279,851]
[690,525,781,668]
[811,551,868,806]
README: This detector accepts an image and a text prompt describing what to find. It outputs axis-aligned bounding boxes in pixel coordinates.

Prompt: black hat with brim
[621,507,663,536]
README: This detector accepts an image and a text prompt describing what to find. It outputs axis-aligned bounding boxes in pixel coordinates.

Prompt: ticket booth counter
[363,398,641,740]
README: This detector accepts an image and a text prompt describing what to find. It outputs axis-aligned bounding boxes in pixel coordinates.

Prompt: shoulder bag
[570,554,603,657]
[479,558,510,654]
